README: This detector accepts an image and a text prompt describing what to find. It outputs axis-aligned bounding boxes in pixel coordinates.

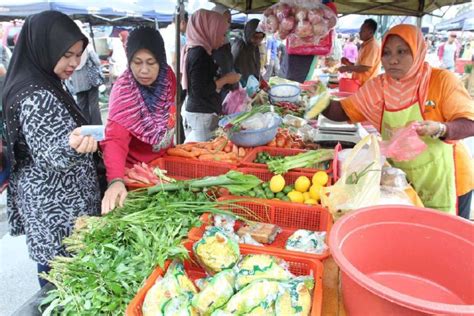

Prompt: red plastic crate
[188,197,332,260]
[126,241,324,316]
[241,146,333,174]
[126,157,237,190]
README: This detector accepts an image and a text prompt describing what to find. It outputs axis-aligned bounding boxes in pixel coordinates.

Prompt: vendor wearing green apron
[320,24,474,218]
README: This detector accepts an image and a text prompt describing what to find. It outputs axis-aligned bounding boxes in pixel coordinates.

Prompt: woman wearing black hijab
[101,27,176,214]
[2,11,100,287]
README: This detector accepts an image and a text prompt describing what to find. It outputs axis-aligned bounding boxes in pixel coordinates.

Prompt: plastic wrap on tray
[192,269,236,315]
[223,279,280,314]
[142,261,197,316]
[236,222,281,244]
[286,229,328,255]
[193,227,240,275]
[235,254,292,289]
[276,277,314,315]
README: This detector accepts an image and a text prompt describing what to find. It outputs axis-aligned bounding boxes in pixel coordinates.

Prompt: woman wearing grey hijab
[231,19,265,85]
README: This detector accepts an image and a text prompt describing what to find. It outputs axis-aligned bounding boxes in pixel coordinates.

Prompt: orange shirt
[341,68,474,196]
[353,37,381,85]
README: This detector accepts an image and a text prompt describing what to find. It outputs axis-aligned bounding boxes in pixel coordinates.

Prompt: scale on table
[312,115,365,148]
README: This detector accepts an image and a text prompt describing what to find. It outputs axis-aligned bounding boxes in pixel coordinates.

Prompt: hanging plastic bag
[260,0,337,56]
[380,123,428,162]
[222,87,251,115]
[321,135,383,221]
[245,75,260,97]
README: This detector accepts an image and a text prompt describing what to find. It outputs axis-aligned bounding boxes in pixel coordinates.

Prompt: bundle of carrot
[166,136,250,164]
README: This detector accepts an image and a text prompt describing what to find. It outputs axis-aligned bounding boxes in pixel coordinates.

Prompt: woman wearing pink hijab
[181,9,241,142]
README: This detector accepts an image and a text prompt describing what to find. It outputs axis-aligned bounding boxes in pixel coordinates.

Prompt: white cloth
[161,24,186,73]
[182,104,219,143]
[108,37,127,77]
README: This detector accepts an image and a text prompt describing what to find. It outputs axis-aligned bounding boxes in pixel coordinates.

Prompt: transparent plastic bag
[245,75,260,97]
[261,0,337,55]
[321,135,382,220]
[381,166,408,189]
[380,123,428,162]
[222,87,250,115]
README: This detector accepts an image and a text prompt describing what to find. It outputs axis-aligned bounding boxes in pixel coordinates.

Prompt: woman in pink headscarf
[180,9,241,142]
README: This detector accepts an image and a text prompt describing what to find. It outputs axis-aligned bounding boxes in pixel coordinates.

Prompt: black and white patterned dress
[7,89,100,265]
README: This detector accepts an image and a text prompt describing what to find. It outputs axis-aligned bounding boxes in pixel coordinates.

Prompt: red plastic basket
[126,242,324,316]
[188,197,332,260]
[126,157,237,190]
[241,146,333,174]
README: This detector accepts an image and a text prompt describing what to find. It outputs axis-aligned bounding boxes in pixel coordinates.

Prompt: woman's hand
[415,120,446,138]
[224,72,241,85]
[69,128,98,153]
[101,181,128,215]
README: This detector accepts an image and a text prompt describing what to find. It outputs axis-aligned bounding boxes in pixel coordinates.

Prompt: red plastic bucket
[329,206,474,315]
[339,78,360,93]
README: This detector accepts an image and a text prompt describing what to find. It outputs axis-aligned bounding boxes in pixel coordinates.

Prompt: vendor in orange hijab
[320,24,474,219]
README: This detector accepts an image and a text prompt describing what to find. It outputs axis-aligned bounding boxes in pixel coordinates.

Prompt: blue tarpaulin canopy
[0,0,174,22]
[435,10,474,31]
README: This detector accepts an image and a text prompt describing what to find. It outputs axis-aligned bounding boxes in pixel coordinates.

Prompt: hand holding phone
[80,125,105,141]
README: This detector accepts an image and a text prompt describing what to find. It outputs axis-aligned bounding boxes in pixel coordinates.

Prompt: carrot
[224,143,232,153]
[177,143,199,151]
[191,147,213,156]
[166,148,200,158]
[267,139,276,147]
[232,144,239,155]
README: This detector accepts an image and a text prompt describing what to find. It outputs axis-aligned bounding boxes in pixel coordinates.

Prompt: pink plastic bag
[222,88,250,115]
[380,123,428,162]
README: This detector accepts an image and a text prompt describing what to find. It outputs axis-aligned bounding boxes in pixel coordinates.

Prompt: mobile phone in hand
[80,125,105,141]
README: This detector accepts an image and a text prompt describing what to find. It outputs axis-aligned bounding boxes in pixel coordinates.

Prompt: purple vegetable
[295,20,313,38]
[308,9,322,24]
[281,16,296,32]
[295,8,308,22]
[275,3,292,21]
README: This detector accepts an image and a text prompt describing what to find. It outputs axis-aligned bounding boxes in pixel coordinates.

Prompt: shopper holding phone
[1,11,101,287]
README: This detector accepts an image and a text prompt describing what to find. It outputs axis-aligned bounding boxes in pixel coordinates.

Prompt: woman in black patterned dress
[2,11,101,287]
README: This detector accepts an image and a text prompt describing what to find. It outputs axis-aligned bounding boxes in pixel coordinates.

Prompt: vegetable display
[124,162,175,186]
[40,190,248,315]
[166,136,249,164]
[233,171,329,205]
[266,129,305,149]
[147,170,262,196]
[267,149,334,174]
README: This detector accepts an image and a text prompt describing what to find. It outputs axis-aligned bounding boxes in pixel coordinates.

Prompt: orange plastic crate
[241,146,333,174]
[188,197,332,260]
[126,157,237,190]
[126,241,324,316]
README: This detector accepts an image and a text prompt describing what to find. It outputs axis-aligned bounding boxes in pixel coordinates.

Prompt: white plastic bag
[321,135,383,220]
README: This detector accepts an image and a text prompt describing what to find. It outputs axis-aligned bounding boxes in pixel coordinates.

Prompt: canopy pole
[175,0,185,144]
[87,17,97,51]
